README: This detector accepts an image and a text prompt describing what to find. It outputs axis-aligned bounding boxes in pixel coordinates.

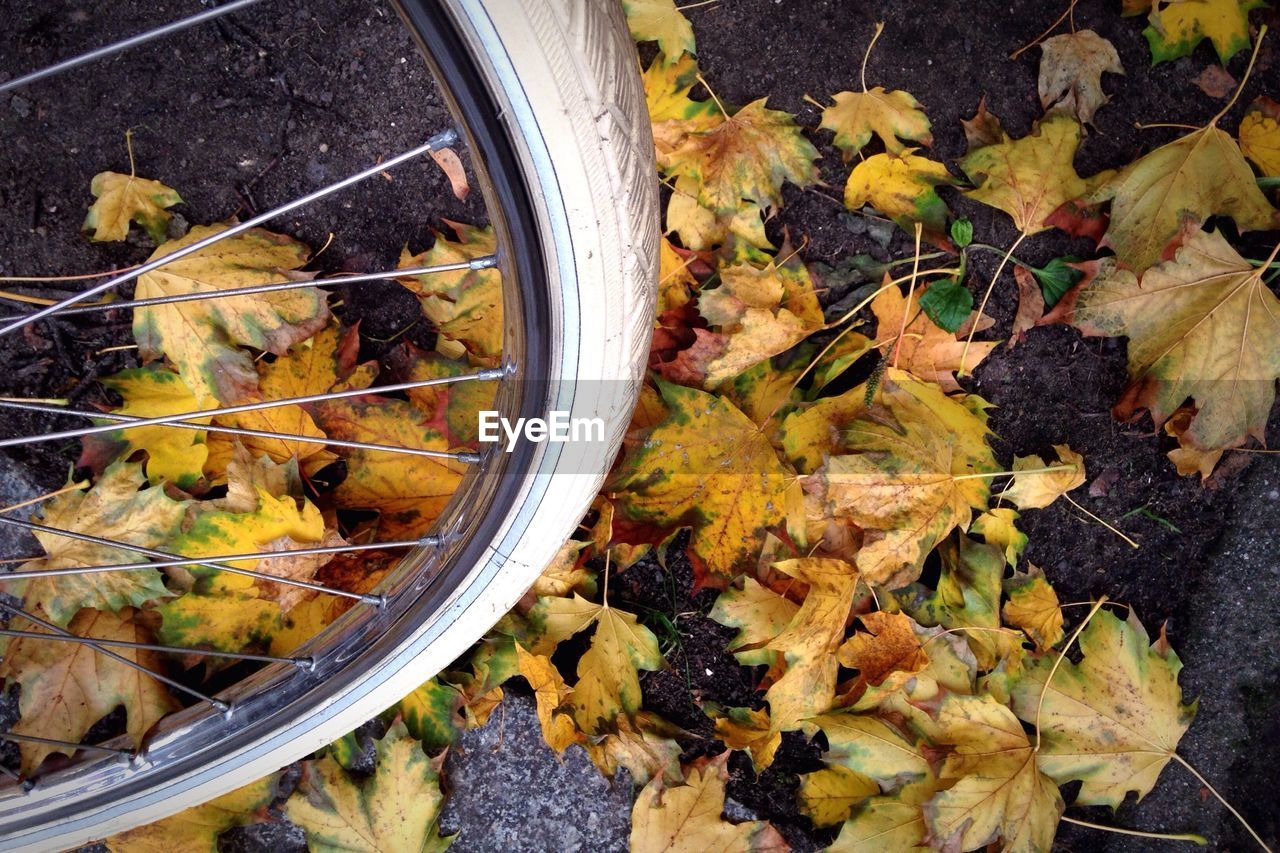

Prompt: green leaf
[1032,257,1083,307]
[949,217,974,248]
[918,279,973,333]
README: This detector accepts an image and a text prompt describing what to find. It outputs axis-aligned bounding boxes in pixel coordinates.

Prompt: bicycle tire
[0,0,656,847]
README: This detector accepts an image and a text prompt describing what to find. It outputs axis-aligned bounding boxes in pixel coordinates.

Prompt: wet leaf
[819,87,933,158]
[1038,30,1124,125]
[84,170,182,243]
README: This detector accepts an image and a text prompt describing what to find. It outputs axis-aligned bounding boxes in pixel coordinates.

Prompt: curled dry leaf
[429,147,470,200]
[1037,30,1124,126]
[398,223,503,364]
[1009,265,1045,348]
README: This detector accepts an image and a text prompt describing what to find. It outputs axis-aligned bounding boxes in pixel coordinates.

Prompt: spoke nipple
[459,451,482,464]
[470,255,498,271]
[361,593,389,608]
[295,656,317,672]
[214,700,233,718]
[418,534,442,548]
[20,779,36,793]
[431,127,461,149]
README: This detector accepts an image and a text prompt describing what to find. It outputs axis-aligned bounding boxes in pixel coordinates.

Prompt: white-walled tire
[0,0,656,848]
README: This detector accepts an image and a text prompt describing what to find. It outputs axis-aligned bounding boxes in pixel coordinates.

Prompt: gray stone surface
[439,691,632,852]
[1083,455,1280,850]
[0,452,41,561]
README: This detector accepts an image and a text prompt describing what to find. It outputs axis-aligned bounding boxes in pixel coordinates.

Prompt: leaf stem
[952,463,1076,482]
[1060,815,1207,845]
[1172,754,1273,852]
[0,479,88,515]
[1034,596,1106,752]
[0,263,143,284]
[893,224,924,370]
[1008,0,1079,60]
[1065,493,1139,549]
[960,231,1027,376]
[696,73,730,119]
[860,22,885,92]
[125,128,137,176]
[1210,24,1268,127]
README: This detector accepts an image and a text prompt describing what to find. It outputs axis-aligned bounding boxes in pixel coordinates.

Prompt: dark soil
[2,0,1279,850]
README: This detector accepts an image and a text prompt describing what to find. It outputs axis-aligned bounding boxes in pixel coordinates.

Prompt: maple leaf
[133,225,327,406]
[0,607,179,774]
[1143,0,1264,64]
[398,223,502,364]
[869,283,995,392]
[515,643,581,753]
[1002,567,1064,651]
[837,611,929,686]
[1038,30,1124,126]
[709,575,799,666]
[924,693,1064,853]
[609,380,802,581]
[622,0,695,61]
[79,366,213,488]
[818,87,932,158]
[808,711,931,788]
[828,780,935,852]
[960,113,1088,235]
[1010,609,1196,808]
[395,678,465,750]
[1240,95,1280,176]
[803,372,998,588]
[797,765,877,827]
[312,397,466,538]
[1069,227,1280,454]
[285,721,453,852]
[3,462,183,627]
[687,259,824,387]
[1001,443,1085,510]
[970,507,1027,566]
[843,150,954,242]
[83,170,182,243]
[666,173,772,254]
[763,558,860,731]
[528,593,663,733]
[645,53,722,170]
[629,753,788,852]
[668,98,820,215]
[585,712,686,786]
[1085,126,1277,273]
[105,776,276,852]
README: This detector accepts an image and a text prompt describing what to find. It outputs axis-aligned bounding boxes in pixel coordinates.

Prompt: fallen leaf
[960,96,1006,154]
[1069,227,1280,456]
[1001,444,1085,510]
[818,87,933,158]
[905,535,1016,670]
[668,99,820,215]
[104,776,275,852]
[828,780,934,852]
[398,223,502,364]
[396,678,465,750]
[133,224,328,406]
[870,283,995,392]
[1003,566,1064,651]
[843,150,954,241]
[1085,126,1276,273]
[1143,0,1264,64]
[645,54,722,170]
[1240,95,1280,176]
[516,644,581,753]
[709,575,799,666]
[1010,609,1196,807]
[838,611,929,686]
[609,380,802,581]
[917,278,973,334]
[429,147,470,200]
[960,114,1088,235]
[1038,30,1124,125]
[84,170,182,243]
[1009,265,1045,347]
[630,754,788,853]
[622,0,695,60]
[925,693,1063,853]
[797,765,878,827]
[0,607,179,774]
[285,721,453,852]
[970,507,1027,567]
[808,711,931,788]
[3,462,183,627]
[1194,65,1236,99]
[585,713,686,786]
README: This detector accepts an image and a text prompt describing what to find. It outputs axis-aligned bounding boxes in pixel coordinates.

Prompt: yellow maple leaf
[1086,126,1277,273]
[809,711,931,788]
[1037,30,1124,126]
[843,150,953,240]
[83,170,182,243]
[0,607,179,774]
[622,0,695,61]
[837,611,929,686]
[819,87,932,159]
[105,775,276,852]
[970,507,1027,566]
[609,380,802,579]
[870,284,994,392]
[1002,567,1064,651]
[644,53,722,170]
[804,372,998,588]
[1240,96,1280,176]
[398,223,502,364]
[1143,0,1264,64]
[529,593,663,734]
[925,694,1064,853]
[797,765,878,828]
[515,643,581,754]
[668,98,820,215]
[584,712,685,786]
[666,173,771,253]
[2,462,183,627]
[630,754,787,853]
[1001,444,1085,510]
[133,224,328,406]
[960,113,1088,235]
[285,722,453,852]
[1010,609,1196,808]
[709,576,799,667]
[1070,227,1280,455]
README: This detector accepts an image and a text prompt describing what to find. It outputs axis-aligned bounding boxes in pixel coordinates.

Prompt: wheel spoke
[0,601,228,712]
[0,129,459,339]
[0,367,505,449]
[0,0,269,95]
[0,258,497,323]
[0,731,132,758]
[0,628,312,668]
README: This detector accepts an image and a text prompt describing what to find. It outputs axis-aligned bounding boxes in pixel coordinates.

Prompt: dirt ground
[1,0,1278,850]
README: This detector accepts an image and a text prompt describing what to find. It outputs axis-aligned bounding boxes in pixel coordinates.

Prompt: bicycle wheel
[0,0,656,847]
